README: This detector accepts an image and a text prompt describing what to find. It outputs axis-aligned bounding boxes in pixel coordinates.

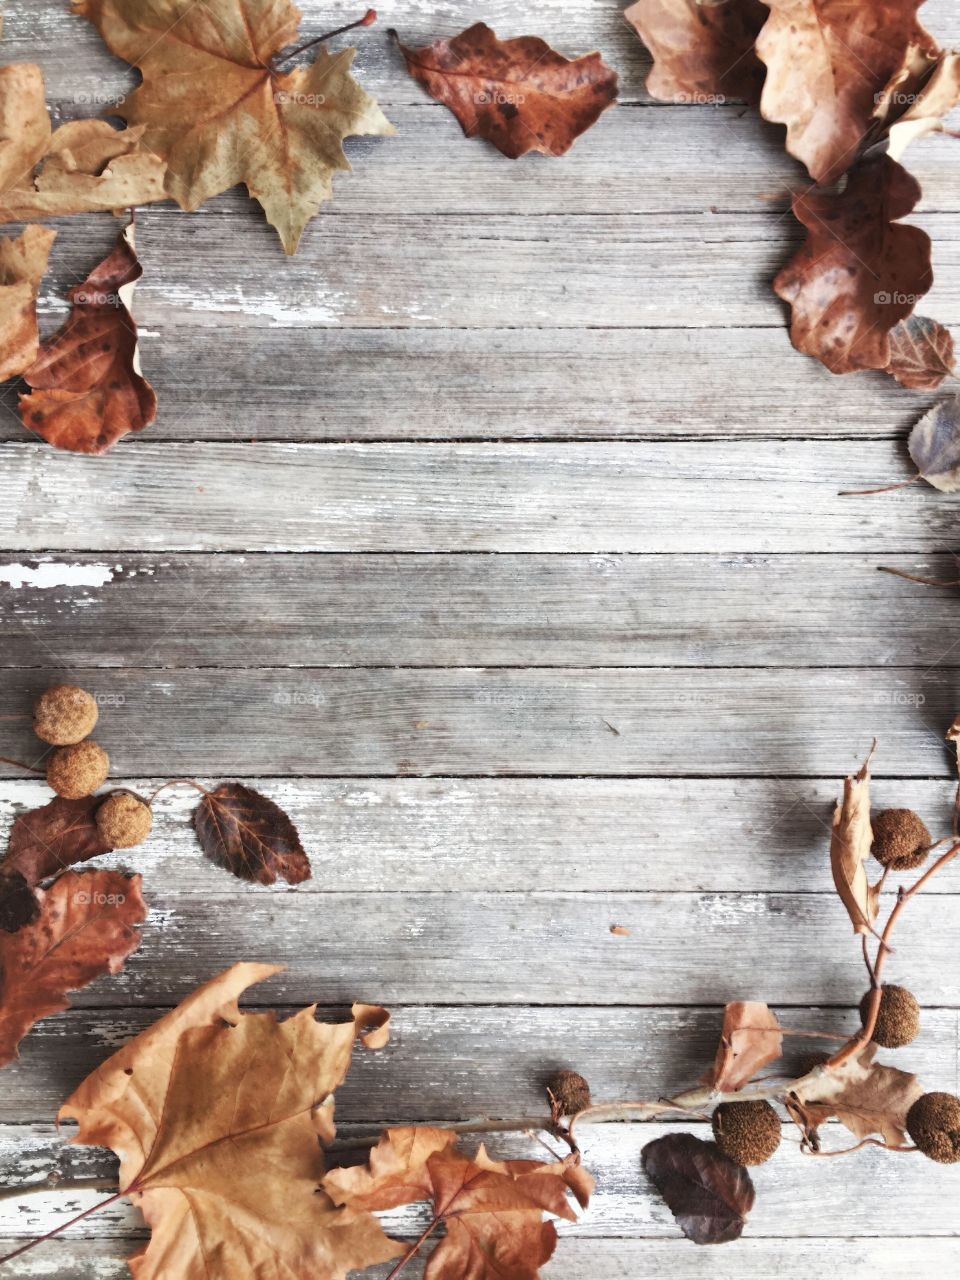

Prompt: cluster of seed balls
[710,807,960,1167]
[33,684,153,849]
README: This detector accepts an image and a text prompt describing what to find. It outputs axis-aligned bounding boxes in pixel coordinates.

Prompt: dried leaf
[73,0,395,254]
[705,1001,783,1091]
[0,870,41,934]
[60,962,402,1279]
[193,783,311,885]
[886,315,956,390]
[326,1127,592,1278]
[0,870,145,1067]
[19,222,157,453]
[775,155,932,375]
[879,48,960,161]
[0,64,51,195]
[793,1045,924,1146]
[394,23,618,158]
[0,224,56,382]
[625,0,768,105]
[757,1,937,183]
[2,794,112,889]
[0,119,168,223]
[908,395,960,491]
[641,1132,754,1245]
[829,747,881,936]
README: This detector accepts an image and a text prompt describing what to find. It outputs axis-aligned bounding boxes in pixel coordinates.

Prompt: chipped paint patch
[0,562,115,590]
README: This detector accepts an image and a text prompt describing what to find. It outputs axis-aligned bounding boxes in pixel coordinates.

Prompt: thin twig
[839,474,922,497]
[271,8,376,68]
[878,565,960,588]
[801,1137,920,1158]
[0,756,44,774]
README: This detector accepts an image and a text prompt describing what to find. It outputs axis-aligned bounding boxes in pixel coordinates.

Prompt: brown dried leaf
[394,23,618,158]
[193,783,311,885]
[705,1001,783,1091]
[879,48,960,161]
[829,746,881,936]
[0,224,56,382]
[61,962,401,1279]
[2,794,112,889]
[908,396,960,491]
[0,64,51,195]
[886,316,956,390]
[641,1132,754,1245]
[625,0,768,105]
[793,1045,924,1146]
[0,869,145,1067]
[326,1127,592,1278]
[19,222,157,453]
[757,1,937,183]
[775,155,932,375]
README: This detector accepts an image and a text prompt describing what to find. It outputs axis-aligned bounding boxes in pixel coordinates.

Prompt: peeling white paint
[0,562,115,590]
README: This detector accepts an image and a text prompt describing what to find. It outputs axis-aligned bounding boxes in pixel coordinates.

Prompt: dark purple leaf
[642,1132,755,1245]
[193,783,311,886]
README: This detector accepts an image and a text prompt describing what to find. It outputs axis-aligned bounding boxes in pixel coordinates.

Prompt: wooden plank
[4,1003,956,1126]
[5,1119,960,1241]
[0,668,952,779]
[3,775,958,896]
[0,442,950,553]
[1,553,955,668]
[0,328,930,444]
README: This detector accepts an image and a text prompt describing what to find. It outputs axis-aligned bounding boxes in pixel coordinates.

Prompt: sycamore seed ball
[96,793,152,848]
[859,984,920,1049]
[46,741,109,799]
[871,808,930,871]
[712,1100,781,1166]
[33,684,98,746]
[547,1070,591,1116]
[907,1092,960,1164]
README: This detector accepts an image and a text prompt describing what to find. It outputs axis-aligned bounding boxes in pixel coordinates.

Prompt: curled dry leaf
[60,962,402,1279]
[641,1132,754,1246]
[908,395,960,491]
[193,782,311,885]
[0,64,51,195]
[0,869,145,1067]
[830,746,882,936]
[792,1045,924,1147]
[879,48,960,162]
[757,0,937,183]
[625,0,768,105]
[0,225,56,382]
[705,1000,783,1092]
[394,23,618,158]
[886,315,956,390]
[74,0,395,254]
[19,223,157,453]
[326,1125,592,1279]
[775,155,932,376]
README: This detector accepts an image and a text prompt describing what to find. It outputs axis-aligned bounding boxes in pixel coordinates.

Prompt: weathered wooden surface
[3,0,960,1273]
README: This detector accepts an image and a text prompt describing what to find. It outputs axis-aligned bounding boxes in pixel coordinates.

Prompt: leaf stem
[801,1137,920,1158]
[878,565,960,588]
[0,756,45,774]
[272,9,376,68]
[839,473,922,497]
[0,1182,137,1266]
[384,1214,442,1279]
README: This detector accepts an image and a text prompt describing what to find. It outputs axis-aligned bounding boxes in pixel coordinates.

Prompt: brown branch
[801,1137,920,1158]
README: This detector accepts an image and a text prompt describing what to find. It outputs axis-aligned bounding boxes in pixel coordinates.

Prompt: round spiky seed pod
[712,1100,781,1166]
[859,984,920,1048]
[907,1092,960,1164]
[96,792,153,848]
[547,1070,591,1116]
[46,741,109,799]
[33,684,98,746]
[871,809,930,871]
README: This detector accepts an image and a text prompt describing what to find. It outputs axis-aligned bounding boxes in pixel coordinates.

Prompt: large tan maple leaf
[73,0,395,254]
[60,963,402,1279]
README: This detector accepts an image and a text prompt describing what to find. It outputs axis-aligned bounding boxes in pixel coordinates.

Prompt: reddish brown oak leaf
[60,963,402,1279]
[886,316,956,390]
[394,23,618,158]
[704,1001,783,1092]
[641,1132,755,1245]
[775,155,932,376]
[193,783,311,885]
[19,223,156,452]
[0,869,145,1066]
[3,794,112,888]
[625,0,768,105]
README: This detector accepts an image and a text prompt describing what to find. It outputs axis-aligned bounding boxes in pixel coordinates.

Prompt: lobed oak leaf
[756,0,938,184]
[829,746,882,936]
[792,1045,924,1146]
[704,1000,783,1092]
[908,395,960,491]
[0,224,56,382]
[193,782,311,885]
[641,1132,754,1245]
[775,155,932,376]
[886,315,956,390]
[326,1126,592,1278]
[0,64,51,195]
[19,222,157,453]
[2,794,112,891]
[73,0,395,255]
[394,23,618,158]
[625,0,767,106]
[0,869,145,1067]
[60,962,403,1280]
